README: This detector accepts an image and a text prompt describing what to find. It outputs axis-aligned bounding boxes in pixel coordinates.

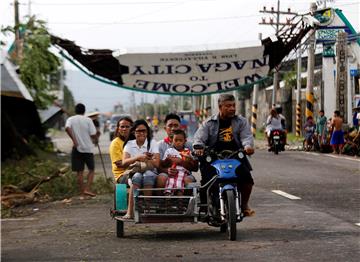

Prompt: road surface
[2,136,359,261]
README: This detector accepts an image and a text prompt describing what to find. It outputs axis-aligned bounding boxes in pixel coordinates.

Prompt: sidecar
[110,184,203,238]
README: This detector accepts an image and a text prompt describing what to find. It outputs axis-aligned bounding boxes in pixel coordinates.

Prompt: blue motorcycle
[197,147,245,241]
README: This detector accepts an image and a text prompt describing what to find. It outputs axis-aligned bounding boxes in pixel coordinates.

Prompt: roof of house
[1,58,33,101]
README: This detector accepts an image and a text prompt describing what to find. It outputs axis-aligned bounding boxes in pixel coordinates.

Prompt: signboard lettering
[114,46,269,95]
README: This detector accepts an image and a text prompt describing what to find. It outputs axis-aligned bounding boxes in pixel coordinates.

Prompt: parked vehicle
[269,129,285,154]
[110,147,247,241]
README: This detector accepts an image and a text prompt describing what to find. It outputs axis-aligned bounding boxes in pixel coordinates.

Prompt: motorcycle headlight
[206,156,212,163]
[238,152,244,159]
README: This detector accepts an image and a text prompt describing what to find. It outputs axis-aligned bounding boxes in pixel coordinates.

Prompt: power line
[30,1,178,5]
[47,14,262,25]
[27,0,215,6]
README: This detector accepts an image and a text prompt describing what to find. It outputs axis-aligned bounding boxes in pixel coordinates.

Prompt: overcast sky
[1,0,359,112]
[1,0,358,50]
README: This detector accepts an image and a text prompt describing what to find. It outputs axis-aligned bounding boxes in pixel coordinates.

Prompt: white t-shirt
[124,139,159,157]
[265,115,283,132]
[65,115,97,153]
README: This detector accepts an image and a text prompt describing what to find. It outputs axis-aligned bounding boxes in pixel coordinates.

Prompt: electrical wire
[48,14,262,25]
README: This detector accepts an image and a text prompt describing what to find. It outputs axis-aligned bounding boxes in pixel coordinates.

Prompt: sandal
[119,214,134,221]
[243,209,255,217]
[83,190,96,197]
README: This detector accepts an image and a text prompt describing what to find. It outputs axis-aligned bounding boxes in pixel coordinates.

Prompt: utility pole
[305,3,317,119]
[259,0,297,106]
[336,31,348,123]
[14,0,22,64]
[251,84,259,137]
[28,0,32,16]
[130,92,136,118]
[59,58,64,104]
[296,49,302,137]
[233,90,240,115]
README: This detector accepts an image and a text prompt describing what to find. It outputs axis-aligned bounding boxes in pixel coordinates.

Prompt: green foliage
[255,130,303,143]
[282,66,307,90]
[1,154,78,199]
[283,70,297,90]
[2,16,62,109]
[63,85,75,115]
[91,177,114,195]
[18,16,60,109]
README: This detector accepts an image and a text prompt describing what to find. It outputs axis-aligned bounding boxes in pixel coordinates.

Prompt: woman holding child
[121,119,160,220]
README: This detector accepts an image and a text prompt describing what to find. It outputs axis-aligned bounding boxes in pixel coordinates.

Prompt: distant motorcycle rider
[265,108,284,148]
[193,94,255,217]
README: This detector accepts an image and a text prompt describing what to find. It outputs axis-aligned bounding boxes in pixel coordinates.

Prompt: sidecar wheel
[225,190,237,241]
[116,220,124,238]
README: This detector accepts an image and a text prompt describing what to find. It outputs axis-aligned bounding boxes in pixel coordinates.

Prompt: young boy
[162,129,196,195]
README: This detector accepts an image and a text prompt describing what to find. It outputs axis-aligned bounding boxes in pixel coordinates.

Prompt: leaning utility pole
[305,2,317,119]
[14,0,22,64]
[259,0,297,106]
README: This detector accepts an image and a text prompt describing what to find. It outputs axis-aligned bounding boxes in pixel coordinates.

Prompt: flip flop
[119,215,134,221]
[83,190,96,197]
[243,209,255,217]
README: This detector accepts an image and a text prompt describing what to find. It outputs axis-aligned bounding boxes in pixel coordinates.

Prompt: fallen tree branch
[1,165,70,208]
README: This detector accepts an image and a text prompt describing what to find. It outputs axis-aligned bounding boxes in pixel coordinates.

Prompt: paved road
[2,134,359,261]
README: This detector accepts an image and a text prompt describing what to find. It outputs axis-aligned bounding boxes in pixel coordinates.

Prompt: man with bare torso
[330,110,344,154]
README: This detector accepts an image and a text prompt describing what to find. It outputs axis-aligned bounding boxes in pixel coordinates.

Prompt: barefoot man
[66,103,98,197]
[330,110,345,154]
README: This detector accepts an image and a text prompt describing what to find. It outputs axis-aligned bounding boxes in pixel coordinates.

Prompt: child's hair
[172,129,186,139]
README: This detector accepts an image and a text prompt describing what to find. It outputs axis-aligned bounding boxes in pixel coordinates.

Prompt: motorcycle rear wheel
[274,145,279,154]
[225,190,237,241]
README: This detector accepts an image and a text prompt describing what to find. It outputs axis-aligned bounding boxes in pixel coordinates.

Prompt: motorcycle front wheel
[225,190,237,241]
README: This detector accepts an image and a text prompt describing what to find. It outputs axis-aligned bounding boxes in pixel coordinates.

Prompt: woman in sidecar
[120,119,160,220]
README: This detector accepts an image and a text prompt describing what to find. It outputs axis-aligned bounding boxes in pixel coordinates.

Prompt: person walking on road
[65,103,98,197]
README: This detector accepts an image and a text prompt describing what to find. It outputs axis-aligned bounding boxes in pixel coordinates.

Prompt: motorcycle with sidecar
[110,147,248,241]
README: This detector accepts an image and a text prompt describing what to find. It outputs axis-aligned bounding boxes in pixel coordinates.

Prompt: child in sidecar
[161,129,197,196]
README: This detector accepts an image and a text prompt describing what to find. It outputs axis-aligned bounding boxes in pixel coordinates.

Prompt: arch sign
[113,46,269,95]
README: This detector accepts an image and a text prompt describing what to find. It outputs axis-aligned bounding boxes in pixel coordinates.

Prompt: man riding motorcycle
[193,94,255,217]
[265,108,285,150]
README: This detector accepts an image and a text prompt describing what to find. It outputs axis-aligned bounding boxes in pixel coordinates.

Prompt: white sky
[1,0,359,112]
[1,0,359,51]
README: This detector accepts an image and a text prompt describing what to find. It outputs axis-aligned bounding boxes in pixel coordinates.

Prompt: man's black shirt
[215,117,238,152]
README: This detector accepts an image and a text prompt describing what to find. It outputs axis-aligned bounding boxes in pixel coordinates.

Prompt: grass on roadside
[1,145,114,218]
[254,130,304,143]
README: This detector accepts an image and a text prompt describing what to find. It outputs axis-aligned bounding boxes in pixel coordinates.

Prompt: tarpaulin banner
[113,46,269,95]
